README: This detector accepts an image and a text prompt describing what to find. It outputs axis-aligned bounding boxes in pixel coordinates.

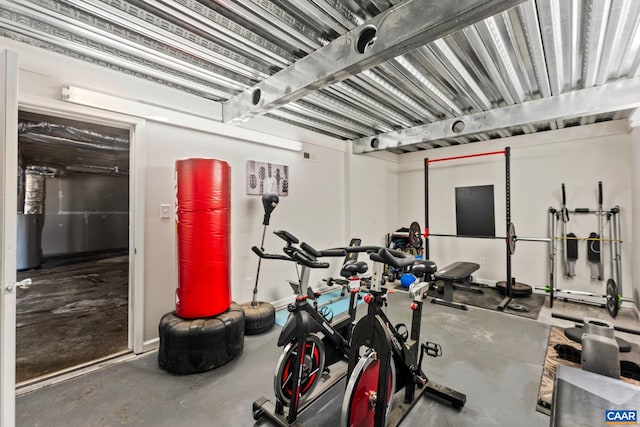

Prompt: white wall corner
[627,117,640,324]
[630,107,640,129]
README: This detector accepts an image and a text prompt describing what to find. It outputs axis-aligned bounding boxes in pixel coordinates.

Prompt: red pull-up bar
[423,145,514,309]
[426,149,507,164]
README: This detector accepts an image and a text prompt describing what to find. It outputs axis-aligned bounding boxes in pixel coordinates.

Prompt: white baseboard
[143,338,159,353]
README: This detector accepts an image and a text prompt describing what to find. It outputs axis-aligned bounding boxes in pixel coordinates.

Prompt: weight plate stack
[158,302,245,374]
[495,281,532,297]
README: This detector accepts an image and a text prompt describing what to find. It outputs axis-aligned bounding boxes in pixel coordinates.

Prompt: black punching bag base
[158,302,244,374]
[241,301,276,335]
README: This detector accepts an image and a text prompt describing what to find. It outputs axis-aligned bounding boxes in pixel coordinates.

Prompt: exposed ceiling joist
[222,0,526,123]
[3,0,639,150]
[352,77,640,153]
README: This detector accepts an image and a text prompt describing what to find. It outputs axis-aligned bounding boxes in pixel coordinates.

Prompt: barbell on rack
[426,224,623,255]
[390,221,547,254]
[394,221,622,256]
[426,222,548,255]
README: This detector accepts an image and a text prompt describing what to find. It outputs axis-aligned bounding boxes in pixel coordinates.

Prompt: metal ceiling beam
[222,0,526,123]
[352,77,640,153]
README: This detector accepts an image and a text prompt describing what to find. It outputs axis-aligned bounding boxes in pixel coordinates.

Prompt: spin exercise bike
[252,230,368,426]
[341,248,466,426]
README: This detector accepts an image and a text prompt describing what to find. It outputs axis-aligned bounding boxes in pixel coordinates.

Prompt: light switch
[160,204,171,219]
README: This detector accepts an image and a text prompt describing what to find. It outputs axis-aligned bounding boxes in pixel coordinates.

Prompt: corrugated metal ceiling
[1,0,639,154]
[18,111,130,175]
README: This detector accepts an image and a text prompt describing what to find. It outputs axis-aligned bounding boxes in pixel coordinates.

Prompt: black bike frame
[346,256,465,427]
[277,281,360,424]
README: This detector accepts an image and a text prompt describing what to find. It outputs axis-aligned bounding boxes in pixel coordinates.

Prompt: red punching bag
[175,158,231,319]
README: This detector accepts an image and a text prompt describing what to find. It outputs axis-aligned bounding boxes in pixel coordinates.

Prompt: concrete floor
[16,294,557,427]
[15,254,128,383]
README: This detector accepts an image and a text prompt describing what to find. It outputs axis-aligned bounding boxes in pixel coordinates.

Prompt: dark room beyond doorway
[16,111,130,384]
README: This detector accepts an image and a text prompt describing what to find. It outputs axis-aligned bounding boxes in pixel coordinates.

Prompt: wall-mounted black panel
[455,185,495,237]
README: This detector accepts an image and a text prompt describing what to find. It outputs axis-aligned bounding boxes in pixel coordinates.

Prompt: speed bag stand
[158,303,245,374]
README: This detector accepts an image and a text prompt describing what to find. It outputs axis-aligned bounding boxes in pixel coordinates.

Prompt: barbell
[425,222,546,255]
[396,221,622,255]
[394,221,537,254]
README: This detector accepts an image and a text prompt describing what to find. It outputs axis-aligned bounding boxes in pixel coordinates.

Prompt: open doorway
[15,111,130,384]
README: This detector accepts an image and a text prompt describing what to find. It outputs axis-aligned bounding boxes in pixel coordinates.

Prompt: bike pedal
[414,375,427,388]
[423,341,443,358]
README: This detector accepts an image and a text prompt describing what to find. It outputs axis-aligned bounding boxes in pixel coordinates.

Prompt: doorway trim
[1,48,19,427]
[17,93,147,355]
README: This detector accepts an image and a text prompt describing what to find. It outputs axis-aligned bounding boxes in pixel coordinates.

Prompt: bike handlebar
[255,231,415,270]
[370,248,416,269]
[300,242,347,258]
[291,251,330,269]
[251,246,291,261]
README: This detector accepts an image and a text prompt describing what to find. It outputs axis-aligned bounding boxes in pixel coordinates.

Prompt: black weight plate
[507,303,529,312]
[495,280,532,297]
[409,221,423,248]
[508,222,516,255]
[606,279,619,318]
[241,301,276,335]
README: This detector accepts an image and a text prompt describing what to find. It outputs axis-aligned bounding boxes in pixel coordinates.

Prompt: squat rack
[424,147,515,310]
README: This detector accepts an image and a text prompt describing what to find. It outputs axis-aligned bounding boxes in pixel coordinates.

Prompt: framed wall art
[246,160,289,196]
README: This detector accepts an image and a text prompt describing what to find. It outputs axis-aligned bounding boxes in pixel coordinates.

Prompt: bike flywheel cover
[341,350,395,427]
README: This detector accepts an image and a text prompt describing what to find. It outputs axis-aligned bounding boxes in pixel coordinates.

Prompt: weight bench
[431,261,480,311]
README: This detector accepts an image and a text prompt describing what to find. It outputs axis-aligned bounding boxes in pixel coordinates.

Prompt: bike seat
[340,260,368,278]
[411,260,437,277]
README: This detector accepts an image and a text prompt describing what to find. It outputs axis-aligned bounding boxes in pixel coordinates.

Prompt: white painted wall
[630,126,640,310]
[143,122,347,340]
[346,146,399,247]
[0,38,350,343]
[397,121,633,307]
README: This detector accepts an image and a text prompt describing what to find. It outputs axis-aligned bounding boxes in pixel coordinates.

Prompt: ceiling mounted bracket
[352,76,640,153]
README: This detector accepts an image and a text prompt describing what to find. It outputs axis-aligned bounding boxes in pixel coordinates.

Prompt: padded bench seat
[432,261,480,311]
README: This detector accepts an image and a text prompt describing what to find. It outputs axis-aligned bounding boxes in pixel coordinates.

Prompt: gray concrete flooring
[16,254,128,383]
[16,295,557,427]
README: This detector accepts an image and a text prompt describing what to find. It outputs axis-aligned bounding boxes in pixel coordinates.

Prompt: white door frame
[16,95,147,355]
[1,48,19,427]
[1,47,147,427]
